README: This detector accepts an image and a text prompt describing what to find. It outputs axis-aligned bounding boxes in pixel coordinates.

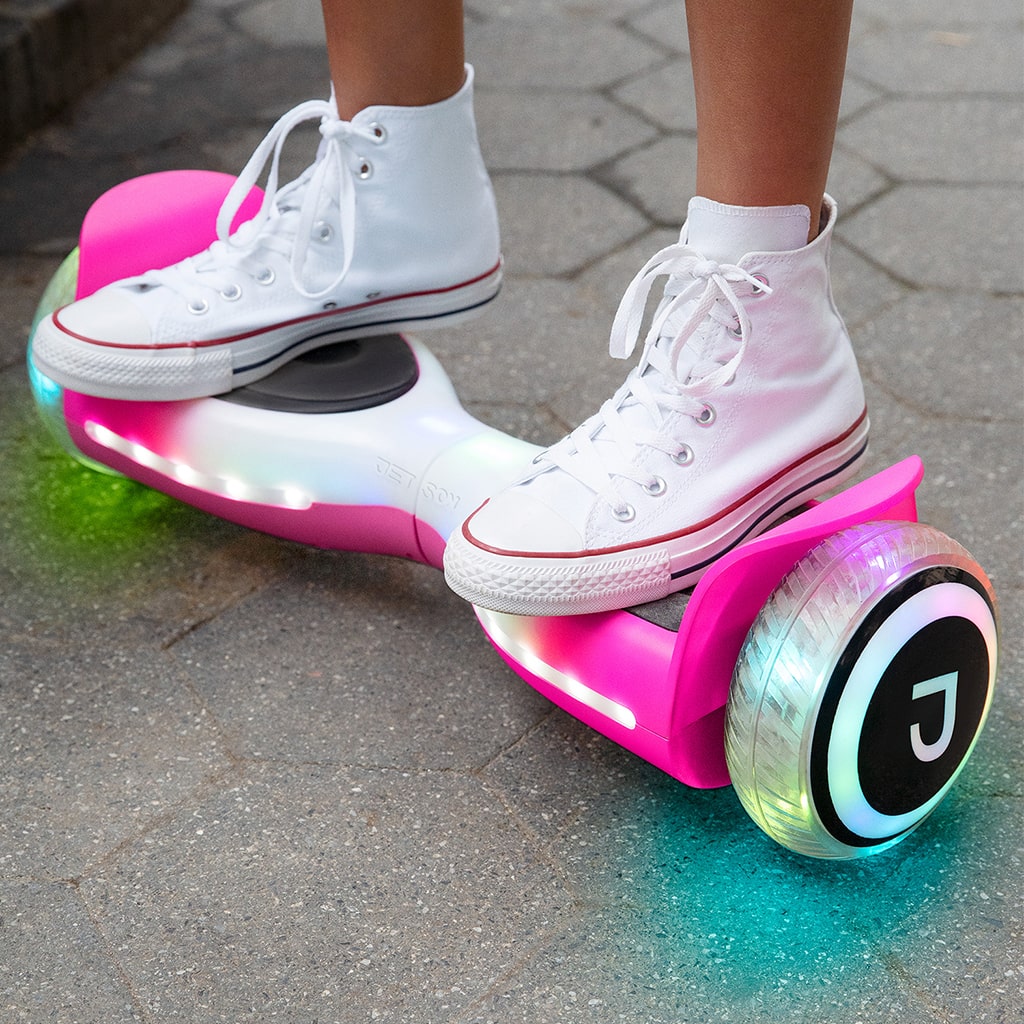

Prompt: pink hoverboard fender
[27,173,999,859]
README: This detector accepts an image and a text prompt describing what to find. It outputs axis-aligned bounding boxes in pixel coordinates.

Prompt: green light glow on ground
[1,381,237,601]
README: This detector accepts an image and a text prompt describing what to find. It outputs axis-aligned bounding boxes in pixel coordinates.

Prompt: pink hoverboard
[27,172,1000,859]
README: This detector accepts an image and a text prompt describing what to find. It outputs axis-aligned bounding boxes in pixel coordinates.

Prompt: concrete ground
[1,1,1021,1021]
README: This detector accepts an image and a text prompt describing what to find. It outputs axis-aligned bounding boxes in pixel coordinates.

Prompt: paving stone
[853,0,1023,28]
[626,1,689,56]
[0,373,291,648]
[77,762,568,1023]
[439,232,693,432]
[827,144,891,213]
[840,97,1024,184]
[22,23,321,165]
[829,239,908,330]
[968,587,1024,800]
[459,398,567,450]
[199,121,322,182]
[174,550,552,770]
[469,0,651,23]
[0,254,59,368]
[0,880,145,1021]
[0,0,187,160]
[431,275,628,416]
[855,291,1024,419]
[858,384,1022,591]
[836,74,885,124]
[611,58,697,134]
[234,0,325,47]
[492,172,649,277]
[466,17,663,91]
[602,133,698,226]
[0,642,228,879]
[0,36,327,253]
[475,88,658,173]
[461,906,964,1024]
[545,226,680,424]
[839,183,1024,294]
[847,25,1024,95]
[481,709,1022,1023]
[481,707,669,844]
[573,224,683,304]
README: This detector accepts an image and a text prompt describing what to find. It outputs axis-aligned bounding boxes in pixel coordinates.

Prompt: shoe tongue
[685,197,810,264]
[273,163,317,214]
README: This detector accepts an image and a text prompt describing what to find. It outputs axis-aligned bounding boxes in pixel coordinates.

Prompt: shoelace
[539,244,772,515]
[141,97,383,304]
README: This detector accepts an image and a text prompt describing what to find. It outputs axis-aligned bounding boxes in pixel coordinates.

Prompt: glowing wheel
[724,521,998,859]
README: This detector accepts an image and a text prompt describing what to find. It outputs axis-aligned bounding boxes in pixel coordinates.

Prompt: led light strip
[477,608,637,730]
[85,420,313,510]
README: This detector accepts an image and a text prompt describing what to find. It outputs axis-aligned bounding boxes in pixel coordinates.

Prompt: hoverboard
[27,171,1000,859]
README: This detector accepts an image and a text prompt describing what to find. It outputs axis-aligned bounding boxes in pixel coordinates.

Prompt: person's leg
[687,0,853,233]
[32,1,500,402]
[322,0,465,118]
[444,0,869,616]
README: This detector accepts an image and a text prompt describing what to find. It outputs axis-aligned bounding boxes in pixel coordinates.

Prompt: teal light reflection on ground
[576,762,988,1018]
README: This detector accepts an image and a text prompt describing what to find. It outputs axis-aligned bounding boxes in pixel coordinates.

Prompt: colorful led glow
[84,420,313,510]
[26,247,84,460]
[27,357,62,413]
[477,608,638,730]
[27,351,123,477]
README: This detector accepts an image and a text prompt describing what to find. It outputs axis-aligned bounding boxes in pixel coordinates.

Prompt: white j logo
[910,672,959,762]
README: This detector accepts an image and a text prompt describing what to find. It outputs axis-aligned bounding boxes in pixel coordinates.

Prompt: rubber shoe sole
[32,261,502,401]
[444,413,869,616]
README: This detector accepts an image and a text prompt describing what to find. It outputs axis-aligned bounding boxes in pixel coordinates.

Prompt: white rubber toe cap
[56,287,156,347]
[463,489,585,555]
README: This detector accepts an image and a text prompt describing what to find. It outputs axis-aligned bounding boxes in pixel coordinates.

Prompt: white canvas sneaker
[444,195,869,616]
[32,66,501,400]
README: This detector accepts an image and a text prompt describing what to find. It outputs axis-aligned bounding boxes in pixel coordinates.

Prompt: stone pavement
[0,0,187,158]
[1,1,1022,1021]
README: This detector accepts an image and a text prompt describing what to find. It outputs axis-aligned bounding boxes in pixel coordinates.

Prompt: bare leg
[321,0,466,119]
[686,0,854,236]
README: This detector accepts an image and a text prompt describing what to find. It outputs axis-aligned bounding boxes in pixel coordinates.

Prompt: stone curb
[0,0,187,160]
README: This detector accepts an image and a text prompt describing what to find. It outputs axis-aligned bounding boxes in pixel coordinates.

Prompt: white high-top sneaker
[32,66,501,401]
[444,195,869,616]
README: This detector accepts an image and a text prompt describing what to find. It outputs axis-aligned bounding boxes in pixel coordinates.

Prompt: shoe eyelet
[672,445,694,466]
[368,122,387,143]
[220,284,242,302]
[643,476,667,497]
[750,273,770,296]
[357,158,373,180]
[187,298,209,315]
[729,316,743,338]
[696,404,716,426]
[612,503,636,523]
[256,267,275,286]
[315,221,333,243]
